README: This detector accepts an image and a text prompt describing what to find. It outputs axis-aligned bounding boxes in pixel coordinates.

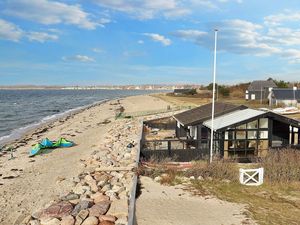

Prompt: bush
[184,160,238,182]
[260,149,300,183]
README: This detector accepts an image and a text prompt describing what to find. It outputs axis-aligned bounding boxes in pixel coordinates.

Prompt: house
[245,79,277,101]
[268,88,300,107]
[173,102,300,159]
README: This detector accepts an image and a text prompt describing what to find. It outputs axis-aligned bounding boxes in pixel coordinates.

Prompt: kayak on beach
[29,138,74,157]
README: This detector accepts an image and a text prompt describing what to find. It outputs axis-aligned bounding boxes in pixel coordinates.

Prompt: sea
[0,89,163,146]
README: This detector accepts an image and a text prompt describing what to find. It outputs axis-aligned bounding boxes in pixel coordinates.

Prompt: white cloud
[92,48,105,53]
[0,18,23,42]
[172,19,300,63]
[143,33,172,46]
[264,10,300,27]
[93,0,190,19]
[27,31,58,43]
[62,55,95,62]
[189,0,218,9]
[172,30,207,41]
[137,40,144,44]
[0,18,59,43]
[3,0,100,29]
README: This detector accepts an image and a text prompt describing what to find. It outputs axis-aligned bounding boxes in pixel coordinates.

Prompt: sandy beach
[0,94,255,225]
[0,95,170,224]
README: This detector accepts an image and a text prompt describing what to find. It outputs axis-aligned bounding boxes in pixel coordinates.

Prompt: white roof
[203,108,266,131]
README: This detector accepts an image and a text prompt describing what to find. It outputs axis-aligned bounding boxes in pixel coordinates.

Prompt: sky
[0,0,300,85]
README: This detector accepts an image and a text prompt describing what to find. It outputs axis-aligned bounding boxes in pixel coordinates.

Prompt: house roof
[203,109,266,131]
[272,89,300,100]
[248,79,277,91]
[173,102,248,126]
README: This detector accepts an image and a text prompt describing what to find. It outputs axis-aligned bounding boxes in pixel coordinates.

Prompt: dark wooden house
[173,102,300,159]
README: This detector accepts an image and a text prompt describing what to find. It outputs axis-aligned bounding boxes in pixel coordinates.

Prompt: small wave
[0,98,109,147]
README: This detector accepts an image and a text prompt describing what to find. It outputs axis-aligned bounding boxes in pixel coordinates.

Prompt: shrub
[260,149,300,183]
[185,160,238,182]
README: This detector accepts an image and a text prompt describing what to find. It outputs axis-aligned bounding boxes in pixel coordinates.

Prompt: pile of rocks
[24,118,142,225]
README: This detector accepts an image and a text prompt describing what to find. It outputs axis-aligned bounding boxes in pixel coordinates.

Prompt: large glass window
[247,131,257,139]
[237,123,246,129]
[236,130,246,139]
[259,131,268,139]
[247,120,258,129]
[259,118,268,128]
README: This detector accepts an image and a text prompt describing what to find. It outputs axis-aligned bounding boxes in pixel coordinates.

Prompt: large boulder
[41,202,73,219]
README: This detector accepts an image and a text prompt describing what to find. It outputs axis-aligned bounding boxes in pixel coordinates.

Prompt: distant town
[0,84,202,90]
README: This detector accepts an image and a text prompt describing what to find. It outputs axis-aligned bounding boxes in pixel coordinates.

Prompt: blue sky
[0,0,300,85]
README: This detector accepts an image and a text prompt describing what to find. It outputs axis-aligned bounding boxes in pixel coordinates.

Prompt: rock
[99,215,116,222]
[115,215,127,225]
[154,176,161,183]
[189,176,195,180]
[61,215,75,225]
[73,183,91,195]
[105,191,119,201]
[99,221,114,225]
[69,199,80,205]
[71,200,94,216]
[197,176,204,181]
[90,193,110,204]
[29,220,40,225]
[75,210,89,225]
[41,202,73,219]
[123,153,131,160]
[84,175,98,192]
[101,184,111,192]
[112,185,125,194]
[31,210,42,219]
[88,201,110,217]
[61,193,80,201]
[107,200,127,218]
[40,217,61,225]
[81,216,98,225]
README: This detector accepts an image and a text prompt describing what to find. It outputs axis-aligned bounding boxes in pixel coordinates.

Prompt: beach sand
[0,95,170,224]
[136,176,255,225]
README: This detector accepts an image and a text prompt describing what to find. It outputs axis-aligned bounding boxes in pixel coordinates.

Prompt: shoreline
[0,98,110,148]
[0,94,172,224]
[0,92,161,149]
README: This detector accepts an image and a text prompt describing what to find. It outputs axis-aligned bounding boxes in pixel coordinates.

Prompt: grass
[141,150,300,225]
[153,93,271,108]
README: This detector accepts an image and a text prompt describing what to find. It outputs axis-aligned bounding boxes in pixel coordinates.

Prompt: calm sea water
[0,89,162,146]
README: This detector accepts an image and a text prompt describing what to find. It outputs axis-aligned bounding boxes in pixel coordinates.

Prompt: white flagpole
[210,29,218,164]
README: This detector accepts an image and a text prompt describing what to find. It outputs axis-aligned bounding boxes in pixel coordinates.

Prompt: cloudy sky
[1,0,300,85]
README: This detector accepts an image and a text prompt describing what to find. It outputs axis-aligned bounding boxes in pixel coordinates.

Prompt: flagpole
[210,29,218,164]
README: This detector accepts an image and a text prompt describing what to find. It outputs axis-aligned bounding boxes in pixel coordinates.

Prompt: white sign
[239,168,264,186]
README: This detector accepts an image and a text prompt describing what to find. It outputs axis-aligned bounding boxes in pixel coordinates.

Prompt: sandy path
[136,176,255,225]
[0,95,170,225]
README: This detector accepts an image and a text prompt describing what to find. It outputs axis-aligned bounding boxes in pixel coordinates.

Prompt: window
[225,131,228,140]
[227,130,235,140]
[247,140,257,149]
[259,131,268,139]
[259,118,268,128]
[247,131,257,139]
[236,130,246,139]
[247,120,258,129]
[237,123,246,129]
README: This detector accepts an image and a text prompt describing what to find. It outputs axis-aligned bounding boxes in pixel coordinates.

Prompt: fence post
[168,141,171,157]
